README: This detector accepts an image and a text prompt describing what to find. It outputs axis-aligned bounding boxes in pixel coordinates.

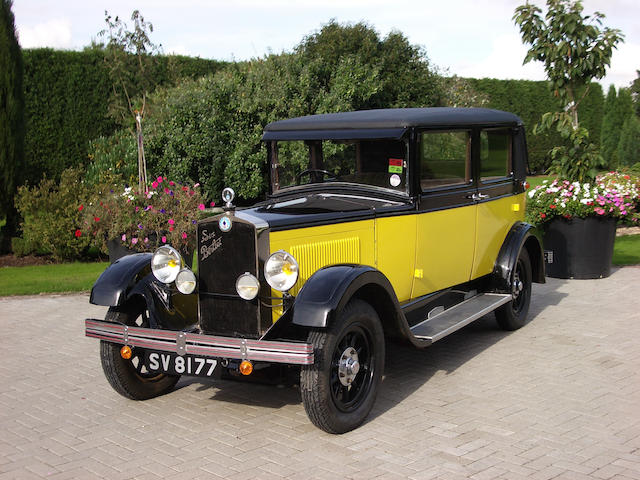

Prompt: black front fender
[90,253,197,331]
[90,254,152,306]
[291,265,401,329]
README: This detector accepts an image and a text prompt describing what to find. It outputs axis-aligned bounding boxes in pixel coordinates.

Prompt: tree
[0,0,24,250]
[100,10,161,194]
[601,86,634,168]
[514,0,624,182]
[631,70,640,117]
[617,115,640,167]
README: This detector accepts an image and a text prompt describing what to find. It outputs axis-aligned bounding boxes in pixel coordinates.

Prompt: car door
[412,129,477,298]
[471,128,525,280]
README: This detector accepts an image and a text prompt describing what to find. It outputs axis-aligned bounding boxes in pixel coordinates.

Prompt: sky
[12,0,640,91]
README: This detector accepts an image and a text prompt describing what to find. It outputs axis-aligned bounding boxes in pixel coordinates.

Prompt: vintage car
[86,107,544,434]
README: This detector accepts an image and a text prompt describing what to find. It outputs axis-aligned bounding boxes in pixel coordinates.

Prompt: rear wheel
[100,303,180,400]
[300,299,384,434]
[496,248,532,331]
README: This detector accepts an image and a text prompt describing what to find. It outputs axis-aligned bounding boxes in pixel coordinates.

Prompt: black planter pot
[543,217,616,279]
[106,238,136,264]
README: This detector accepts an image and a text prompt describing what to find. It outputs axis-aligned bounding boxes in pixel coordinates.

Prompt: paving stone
[1,267,640,478]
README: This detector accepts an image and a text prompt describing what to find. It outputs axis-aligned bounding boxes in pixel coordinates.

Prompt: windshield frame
[267,137,412,199]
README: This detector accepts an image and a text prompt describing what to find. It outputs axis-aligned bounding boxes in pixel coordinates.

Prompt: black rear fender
[494,222,545,292]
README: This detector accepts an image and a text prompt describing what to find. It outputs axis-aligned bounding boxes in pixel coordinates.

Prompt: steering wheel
[295,169,338,185]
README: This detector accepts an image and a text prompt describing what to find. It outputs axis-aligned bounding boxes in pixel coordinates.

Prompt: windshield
[269,139,408,195]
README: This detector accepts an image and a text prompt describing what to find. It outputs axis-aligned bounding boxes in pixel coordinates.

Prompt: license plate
[146,351,218,377]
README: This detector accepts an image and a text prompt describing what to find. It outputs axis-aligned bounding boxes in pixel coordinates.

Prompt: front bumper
[85,319,314,365]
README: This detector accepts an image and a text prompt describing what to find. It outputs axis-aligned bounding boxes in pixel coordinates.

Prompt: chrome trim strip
[85,319,314,365]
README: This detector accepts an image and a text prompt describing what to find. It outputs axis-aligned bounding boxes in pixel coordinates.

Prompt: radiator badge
[200,229,222,261]
[219,216,232,232]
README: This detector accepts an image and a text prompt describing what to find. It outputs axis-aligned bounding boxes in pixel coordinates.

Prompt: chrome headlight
[175,268,197,294]
[264,250,299,292]
[151,245,183,284]
[236,272,260,300]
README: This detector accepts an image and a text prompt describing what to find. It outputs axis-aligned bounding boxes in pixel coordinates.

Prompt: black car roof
[262,107,523,141]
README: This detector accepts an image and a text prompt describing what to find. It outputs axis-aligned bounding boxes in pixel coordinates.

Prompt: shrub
[617,115,640,168]
[86,129,138,186]
[14,168,93,260]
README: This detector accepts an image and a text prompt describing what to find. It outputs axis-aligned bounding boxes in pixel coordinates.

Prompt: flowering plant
[525,172,640,227]
[80,176,215,255]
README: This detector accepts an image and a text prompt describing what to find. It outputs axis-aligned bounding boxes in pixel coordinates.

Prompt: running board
[410,293,512,344]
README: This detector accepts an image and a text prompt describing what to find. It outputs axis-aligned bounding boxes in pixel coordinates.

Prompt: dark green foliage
[145,21,444,202]
[86,129,138,186]
[23,49,116,185]
[600,87,634,168]
[617,115,640,167]
[0,0,24,244]
[22,48,225,188]
[465,78,603,172]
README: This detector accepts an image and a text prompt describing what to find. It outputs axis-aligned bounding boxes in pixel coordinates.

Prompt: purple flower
[138,224,143,229]
[160,209,166,214]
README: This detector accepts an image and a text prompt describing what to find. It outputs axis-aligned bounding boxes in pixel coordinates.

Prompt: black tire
[495,248,532,331]
[300,299,384,434]
[100,304,180,400]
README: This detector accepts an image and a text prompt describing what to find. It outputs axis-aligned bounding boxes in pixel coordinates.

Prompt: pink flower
[182,232,187,239]
[164,187,170,194]
[594,208,605,215]
[198,203,205,210]
[152,181,159,189]
[169,181,175,186]
[144,237,149,243]
[168,218,175,225]
[161,236,167,243]
[131,237,138,245]
[169,226,175,232]
[121,234,127,241]
[157,176,163,184]
[194,183,200,188]
[210,201,216,207]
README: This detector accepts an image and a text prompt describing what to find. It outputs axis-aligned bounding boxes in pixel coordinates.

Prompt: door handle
[467,193,490,201]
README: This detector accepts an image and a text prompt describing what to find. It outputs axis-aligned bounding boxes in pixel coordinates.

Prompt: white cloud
[17,19,73,49]
[452,33,547,82]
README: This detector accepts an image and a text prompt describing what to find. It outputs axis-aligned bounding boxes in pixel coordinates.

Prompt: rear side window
[480,129,512,180]
[420,131,470,190]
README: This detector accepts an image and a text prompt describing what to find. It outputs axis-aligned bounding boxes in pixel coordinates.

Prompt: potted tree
[514,0,629,278]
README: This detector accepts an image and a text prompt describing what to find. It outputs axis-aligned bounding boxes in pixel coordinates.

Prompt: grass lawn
[0,261,108,296]
[527,175,553,188]
[613,234,640,266]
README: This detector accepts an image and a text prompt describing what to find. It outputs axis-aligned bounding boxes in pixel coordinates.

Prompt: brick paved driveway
[1,267,639,479]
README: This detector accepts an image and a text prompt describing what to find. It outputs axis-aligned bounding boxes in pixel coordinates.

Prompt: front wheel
[100,303,180,400]
[300,299,385,434]
[495,248,532,331]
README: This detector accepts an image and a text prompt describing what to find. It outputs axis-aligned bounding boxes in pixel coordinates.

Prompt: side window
[420,131,470,190]
[480,129,512,180]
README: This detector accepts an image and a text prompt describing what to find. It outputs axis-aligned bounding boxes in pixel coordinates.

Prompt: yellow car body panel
[472,193,525,279]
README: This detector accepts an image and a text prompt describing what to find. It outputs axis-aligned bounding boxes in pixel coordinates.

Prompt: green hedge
[466,78,604,172]
[22,48,225,187]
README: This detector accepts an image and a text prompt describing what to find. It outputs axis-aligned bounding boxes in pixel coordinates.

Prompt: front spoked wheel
[300,299,384,434]
[100,303,180,400]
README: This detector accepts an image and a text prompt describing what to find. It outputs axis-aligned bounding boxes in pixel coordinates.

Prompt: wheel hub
[512,273,523,298]
[338,347,360,387]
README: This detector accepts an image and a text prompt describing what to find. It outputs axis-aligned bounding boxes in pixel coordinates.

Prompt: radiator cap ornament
[219,216,232,232]
[222,187,235,210]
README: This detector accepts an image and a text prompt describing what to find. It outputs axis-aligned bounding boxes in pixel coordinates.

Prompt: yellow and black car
[86,107,545,434]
